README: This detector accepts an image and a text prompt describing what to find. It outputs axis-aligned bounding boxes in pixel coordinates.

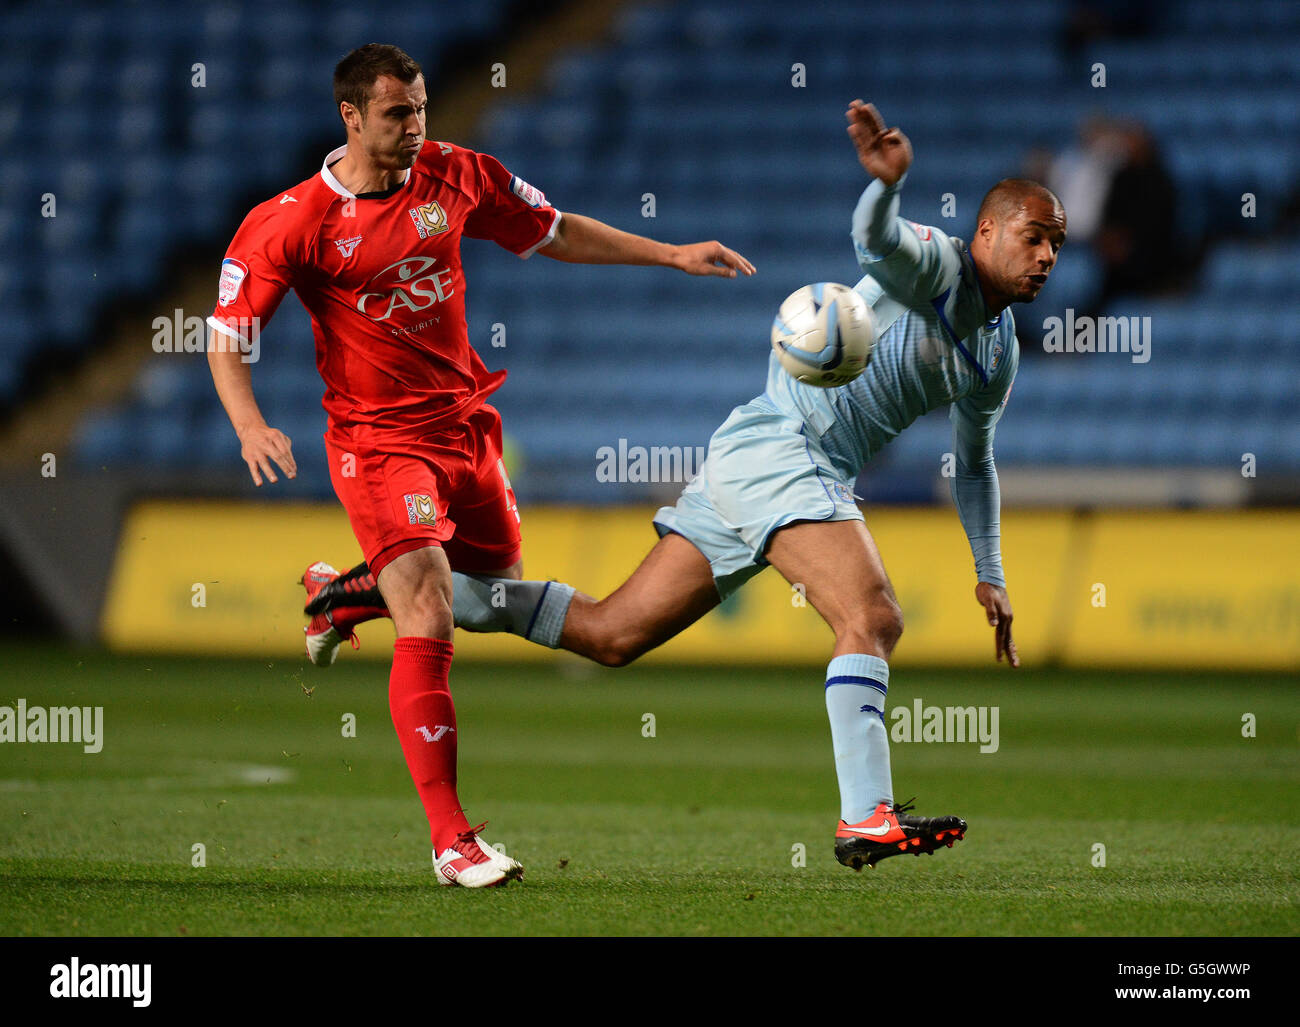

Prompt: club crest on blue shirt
[833,482,855,504]
[990,342,1003,372]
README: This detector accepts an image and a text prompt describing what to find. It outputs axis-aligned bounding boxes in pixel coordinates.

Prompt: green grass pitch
[0,644,1295,936]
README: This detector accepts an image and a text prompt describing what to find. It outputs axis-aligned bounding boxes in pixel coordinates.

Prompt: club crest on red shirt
[408,201,448,240]
[404,493,438,526]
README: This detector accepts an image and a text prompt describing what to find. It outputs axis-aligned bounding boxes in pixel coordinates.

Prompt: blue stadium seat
[8,0,1291,489]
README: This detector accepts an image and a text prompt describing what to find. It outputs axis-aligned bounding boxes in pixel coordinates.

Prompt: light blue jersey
[655,175,1016,595]
[762,174,1018,586]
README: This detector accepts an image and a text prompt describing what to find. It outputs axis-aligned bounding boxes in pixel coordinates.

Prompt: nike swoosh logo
[840,822,894,837]
[280,194,297,204]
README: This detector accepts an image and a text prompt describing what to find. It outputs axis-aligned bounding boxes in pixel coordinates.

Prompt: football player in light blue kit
[307,102,1067,870]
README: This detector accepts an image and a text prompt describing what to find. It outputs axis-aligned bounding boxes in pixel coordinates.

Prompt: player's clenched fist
[238,424,297,486]
[846,100,913,187]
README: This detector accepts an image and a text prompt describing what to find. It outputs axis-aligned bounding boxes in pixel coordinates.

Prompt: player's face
[990,198,1067,303]
[358,74,427,170]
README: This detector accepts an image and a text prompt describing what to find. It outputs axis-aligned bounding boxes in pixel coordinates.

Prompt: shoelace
[324,612,361,650]
[454,822,491,861]
[889,798,917,816]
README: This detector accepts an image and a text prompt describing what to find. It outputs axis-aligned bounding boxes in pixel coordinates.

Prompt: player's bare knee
[591,646,629,668]
[591,629,648,668]
[391,586,454,639]
[577,599,643,667]
[588,614,650,667]
[869,592,905,654]
[835,592,903,657]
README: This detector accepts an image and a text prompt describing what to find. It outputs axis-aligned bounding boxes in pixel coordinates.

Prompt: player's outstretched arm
[538,212,755,277]
[207,329,297,487]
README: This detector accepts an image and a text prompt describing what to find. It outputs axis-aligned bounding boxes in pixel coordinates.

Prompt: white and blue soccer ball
[771,282,876,387]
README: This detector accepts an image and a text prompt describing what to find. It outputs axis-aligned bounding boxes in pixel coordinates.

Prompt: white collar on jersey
[319,144,412,199]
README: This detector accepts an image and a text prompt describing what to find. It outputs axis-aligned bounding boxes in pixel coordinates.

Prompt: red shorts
[324,403,521,579]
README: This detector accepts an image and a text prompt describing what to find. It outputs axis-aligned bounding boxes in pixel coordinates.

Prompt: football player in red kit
[206,44,754,887]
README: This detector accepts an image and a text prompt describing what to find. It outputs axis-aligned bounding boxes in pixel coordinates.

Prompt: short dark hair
[977,178,1062,226]
[333,43,422,118]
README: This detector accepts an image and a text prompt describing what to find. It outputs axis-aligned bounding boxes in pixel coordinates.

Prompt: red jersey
[207,141,559,437]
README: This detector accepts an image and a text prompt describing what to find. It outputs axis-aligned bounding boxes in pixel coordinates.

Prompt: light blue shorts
[653,398,863,599]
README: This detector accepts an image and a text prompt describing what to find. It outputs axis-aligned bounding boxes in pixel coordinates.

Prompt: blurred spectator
[1032,115,1127,244]
[1030,116,1183,316]
[1093,121,1181,307]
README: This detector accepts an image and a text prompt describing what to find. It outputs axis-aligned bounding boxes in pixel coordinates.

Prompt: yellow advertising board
[1059,510,1300,668]
[100,501,1300,669]
[101,500,364,656]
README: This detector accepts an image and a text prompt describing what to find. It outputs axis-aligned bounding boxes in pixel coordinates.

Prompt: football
[770,282,876,387]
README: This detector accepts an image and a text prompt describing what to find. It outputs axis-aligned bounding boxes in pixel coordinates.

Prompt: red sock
[388,636,471,852]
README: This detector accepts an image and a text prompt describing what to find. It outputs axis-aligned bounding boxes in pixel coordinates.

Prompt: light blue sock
[450,573,575,648]
[824,653,893,823]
